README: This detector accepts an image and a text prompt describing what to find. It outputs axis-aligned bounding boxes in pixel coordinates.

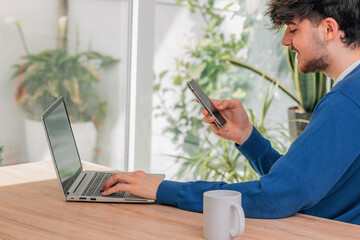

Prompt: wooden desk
[1,162,360,240]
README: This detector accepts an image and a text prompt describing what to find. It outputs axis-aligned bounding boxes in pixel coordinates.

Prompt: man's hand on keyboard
[100,171,163,200]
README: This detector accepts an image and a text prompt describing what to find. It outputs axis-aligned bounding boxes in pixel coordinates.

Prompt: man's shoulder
[332,69,360,107]
[313,80,360,117]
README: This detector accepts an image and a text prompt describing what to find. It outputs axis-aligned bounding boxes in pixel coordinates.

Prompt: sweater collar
[334,58,360,86]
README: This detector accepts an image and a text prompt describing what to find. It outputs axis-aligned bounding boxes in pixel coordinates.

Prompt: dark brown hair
[266,0,360,47]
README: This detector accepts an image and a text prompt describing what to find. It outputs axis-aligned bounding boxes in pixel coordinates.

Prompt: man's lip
[291,48,299,54]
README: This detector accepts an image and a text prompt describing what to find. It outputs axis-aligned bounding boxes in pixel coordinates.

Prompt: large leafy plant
[175,82,290,182]
[10,16,119,127]
[154,0,291,182]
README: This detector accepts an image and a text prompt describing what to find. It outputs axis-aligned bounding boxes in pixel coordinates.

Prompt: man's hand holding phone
[186,79,252,145]
[202,98,253,146]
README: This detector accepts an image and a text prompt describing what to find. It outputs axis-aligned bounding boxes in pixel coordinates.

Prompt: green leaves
[63,77,81,105]
[188,63,207,77]
[230,45,330,114]
[153,0,265,183]
[9,15,118,130]
[12,48,118,127]
[229,58,300,105]
[0,146,4,165]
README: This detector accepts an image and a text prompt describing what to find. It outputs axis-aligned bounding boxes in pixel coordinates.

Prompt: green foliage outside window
[153,0,291,182]
[0,146,4,166]
[175,81,291,182]
[229,47,330,114]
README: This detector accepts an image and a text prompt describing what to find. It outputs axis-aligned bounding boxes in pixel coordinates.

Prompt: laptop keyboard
[82,172,125,198]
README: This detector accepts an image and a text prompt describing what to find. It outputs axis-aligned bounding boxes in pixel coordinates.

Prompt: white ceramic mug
[203,190,245,240]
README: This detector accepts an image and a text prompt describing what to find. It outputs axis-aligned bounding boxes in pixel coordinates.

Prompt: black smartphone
[187,79,227,128]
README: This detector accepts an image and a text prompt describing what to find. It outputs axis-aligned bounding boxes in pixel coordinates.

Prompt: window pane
[151,0,293,181]
[0,0,131,170]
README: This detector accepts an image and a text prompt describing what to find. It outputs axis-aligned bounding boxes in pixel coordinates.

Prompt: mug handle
[230,203,245,238]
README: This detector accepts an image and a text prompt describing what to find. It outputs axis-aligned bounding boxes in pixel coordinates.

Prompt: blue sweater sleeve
[235,127,283,176]
[156,91,360,219]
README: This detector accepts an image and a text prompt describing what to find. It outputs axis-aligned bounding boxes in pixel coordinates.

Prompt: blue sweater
[156,65,360,225]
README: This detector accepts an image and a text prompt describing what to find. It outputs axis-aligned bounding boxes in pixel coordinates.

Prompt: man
[101,0,360,224]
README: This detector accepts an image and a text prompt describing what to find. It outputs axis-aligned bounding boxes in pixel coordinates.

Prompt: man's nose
[282,26,292,46]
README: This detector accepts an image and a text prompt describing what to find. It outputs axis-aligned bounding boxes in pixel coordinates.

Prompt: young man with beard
[101,0,360,224]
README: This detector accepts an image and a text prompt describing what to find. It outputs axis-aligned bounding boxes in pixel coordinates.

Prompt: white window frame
[126,0,155,172]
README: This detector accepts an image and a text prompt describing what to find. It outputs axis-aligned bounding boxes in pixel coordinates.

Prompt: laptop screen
[42,97,82,195]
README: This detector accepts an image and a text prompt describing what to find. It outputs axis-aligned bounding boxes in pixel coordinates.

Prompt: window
[0,0,133,170]
[151,0,294,181]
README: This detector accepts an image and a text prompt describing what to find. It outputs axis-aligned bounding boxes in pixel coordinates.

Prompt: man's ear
[321,17,340,42]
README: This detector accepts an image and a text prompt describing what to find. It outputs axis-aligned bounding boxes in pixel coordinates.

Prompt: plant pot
[25,118,97,162]
[287,107,312,139]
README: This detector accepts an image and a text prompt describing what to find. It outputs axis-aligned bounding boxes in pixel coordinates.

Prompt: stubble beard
[298,30,329,74]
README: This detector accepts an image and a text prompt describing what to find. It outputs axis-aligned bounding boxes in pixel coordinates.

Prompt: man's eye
[290,29,297,34]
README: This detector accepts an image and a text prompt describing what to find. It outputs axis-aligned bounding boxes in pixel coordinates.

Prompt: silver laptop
[42,96,164,203]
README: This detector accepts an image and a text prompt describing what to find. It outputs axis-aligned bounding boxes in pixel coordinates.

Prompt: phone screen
[187,79,227,128]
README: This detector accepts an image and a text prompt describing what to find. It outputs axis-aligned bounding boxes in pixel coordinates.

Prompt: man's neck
[325,44,360,80]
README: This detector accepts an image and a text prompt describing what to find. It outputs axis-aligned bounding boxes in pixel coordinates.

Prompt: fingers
[101,170,162,199]
[102,182,131,195]
[200,99,231,116]
[211,123,229,136]
[203,115,215,124]
[199,98,241,111]
[100,172,133,193]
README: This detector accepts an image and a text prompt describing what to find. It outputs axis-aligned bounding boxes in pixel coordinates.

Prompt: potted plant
[229,46,331,139]
[7,15,119,162]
